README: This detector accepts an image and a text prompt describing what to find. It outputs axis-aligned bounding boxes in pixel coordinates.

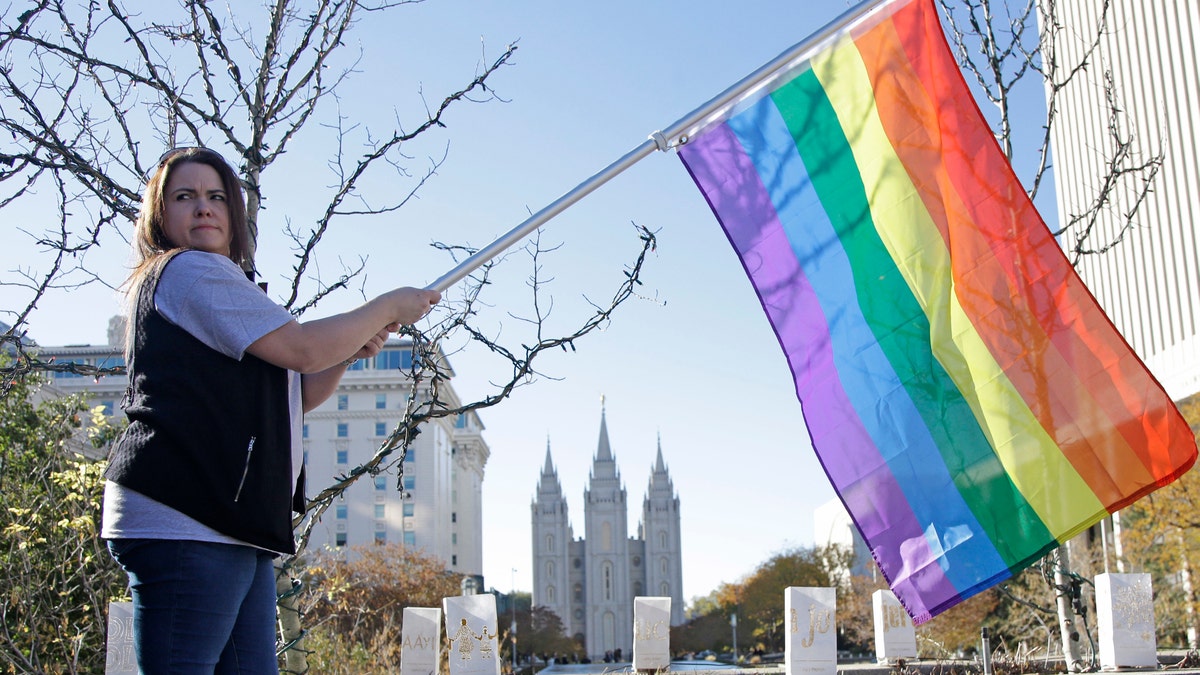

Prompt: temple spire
[542,436,555,476]
[596,397,613,462]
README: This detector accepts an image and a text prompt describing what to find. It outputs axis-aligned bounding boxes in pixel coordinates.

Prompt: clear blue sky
[5,0,1051,605]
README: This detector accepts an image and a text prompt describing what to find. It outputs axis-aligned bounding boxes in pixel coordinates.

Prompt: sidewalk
[538,651,1200,675]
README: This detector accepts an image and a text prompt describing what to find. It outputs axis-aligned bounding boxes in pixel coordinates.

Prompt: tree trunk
[1178,533,1199,649]
[1053,546,1084,672]
[277,562,308,674]
[1111,511,1126,573]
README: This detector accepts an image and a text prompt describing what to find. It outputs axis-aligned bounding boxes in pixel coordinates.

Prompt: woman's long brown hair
[122,148,252,353]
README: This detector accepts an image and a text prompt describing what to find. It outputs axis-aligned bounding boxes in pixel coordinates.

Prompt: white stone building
[530,407,684,660]
[300,342,488,580]
[35,318,488,581]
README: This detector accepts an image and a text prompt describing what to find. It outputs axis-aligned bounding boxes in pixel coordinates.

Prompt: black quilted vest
[104,252,301,554]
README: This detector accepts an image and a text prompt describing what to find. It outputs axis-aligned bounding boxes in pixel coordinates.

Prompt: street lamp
[511,568,518,674]
[730,613,738,664]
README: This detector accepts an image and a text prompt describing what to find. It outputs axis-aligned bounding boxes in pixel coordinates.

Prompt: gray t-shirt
[101,251,302,552]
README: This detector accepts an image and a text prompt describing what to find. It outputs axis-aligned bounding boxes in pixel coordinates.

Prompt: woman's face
[160,161,233,256]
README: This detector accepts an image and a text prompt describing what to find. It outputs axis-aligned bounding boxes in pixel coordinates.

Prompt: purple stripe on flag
[679,123,958,619]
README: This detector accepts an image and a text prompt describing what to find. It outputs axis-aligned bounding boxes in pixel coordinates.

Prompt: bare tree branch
[281,42,518,309]
[293,224,657,553]
[0,2,516,380]
[1059,70,1164,263]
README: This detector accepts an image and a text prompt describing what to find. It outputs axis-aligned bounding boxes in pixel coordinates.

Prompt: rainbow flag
[678,0,1196,623]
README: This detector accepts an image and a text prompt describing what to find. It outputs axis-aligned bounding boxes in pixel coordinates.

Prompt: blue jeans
[107,539,279,674]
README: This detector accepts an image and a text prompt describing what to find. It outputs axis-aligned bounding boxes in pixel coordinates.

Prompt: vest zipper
[234,436,256,502]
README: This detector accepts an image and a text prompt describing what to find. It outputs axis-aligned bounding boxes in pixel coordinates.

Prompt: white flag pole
[425,0,895,292]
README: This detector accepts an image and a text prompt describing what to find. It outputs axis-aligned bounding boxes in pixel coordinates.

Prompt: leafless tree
[0,0,520,384]
[276,227,655,670]
[0,1,656,669]
[940,0,1161,264]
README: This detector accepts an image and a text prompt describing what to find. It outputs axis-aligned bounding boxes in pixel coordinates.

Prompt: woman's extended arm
[246,286,439,374]
[299,323,396,412]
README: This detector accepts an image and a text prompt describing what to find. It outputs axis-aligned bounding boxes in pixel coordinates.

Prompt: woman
[101,147,440,672]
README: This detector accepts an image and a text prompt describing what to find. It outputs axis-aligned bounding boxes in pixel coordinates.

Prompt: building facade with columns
[35,317,488,581]
[531,408,684,660]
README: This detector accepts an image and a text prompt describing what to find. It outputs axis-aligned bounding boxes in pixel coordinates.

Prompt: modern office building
[530,407,684,660]
[1046,0,1200,402]
[36,317,488,581]
[1045,1,1200,644]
